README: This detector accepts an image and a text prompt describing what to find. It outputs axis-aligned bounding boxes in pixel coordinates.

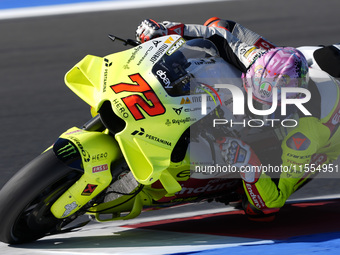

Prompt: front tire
[0,150,82,244]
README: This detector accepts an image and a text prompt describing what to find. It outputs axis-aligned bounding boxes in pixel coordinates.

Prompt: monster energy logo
[69,136,91,162]
[57,142,77,158]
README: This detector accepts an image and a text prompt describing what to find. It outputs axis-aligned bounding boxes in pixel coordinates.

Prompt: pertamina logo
[131,128,171,146]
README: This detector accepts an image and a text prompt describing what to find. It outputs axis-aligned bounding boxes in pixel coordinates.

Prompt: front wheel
[0,150,82,244]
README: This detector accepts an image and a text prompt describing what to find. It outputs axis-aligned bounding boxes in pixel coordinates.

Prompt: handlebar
[108,34,140,47]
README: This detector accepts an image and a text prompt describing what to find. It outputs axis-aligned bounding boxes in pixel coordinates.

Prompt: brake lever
[108,34,140,47]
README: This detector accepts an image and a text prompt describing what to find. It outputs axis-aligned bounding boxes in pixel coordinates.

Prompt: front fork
[50,123,123,219]
[49,115,189,220]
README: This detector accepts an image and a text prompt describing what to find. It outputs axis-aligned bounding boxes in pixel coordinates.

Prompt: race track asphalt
[1,0,340,200]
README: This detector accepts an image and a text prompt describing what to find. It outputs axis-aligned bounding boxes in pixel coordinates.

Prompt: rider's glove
[242,199,279,222]
[136,19,184,43]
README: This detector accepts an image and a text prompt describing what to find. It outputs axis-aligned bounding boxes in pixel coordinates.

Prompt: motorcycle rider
[135,18,340,221]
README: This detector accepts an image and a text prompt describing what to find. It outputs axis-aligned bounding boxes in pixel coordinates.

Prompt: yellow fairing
[65,55,103,108]
[64,35,190,195]
[51,127,122,218]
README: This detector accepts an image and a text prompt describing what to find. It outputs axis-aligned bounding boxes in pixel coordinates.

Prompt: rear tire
[0,150,82,244]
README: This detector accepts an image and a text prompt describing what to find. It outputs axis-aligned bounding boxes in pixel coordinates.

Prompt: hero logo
[156,70,172,88]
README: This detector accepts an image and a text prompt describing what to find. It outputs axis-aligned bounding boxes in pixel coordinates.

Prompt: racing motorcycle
[0,34,339,244]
